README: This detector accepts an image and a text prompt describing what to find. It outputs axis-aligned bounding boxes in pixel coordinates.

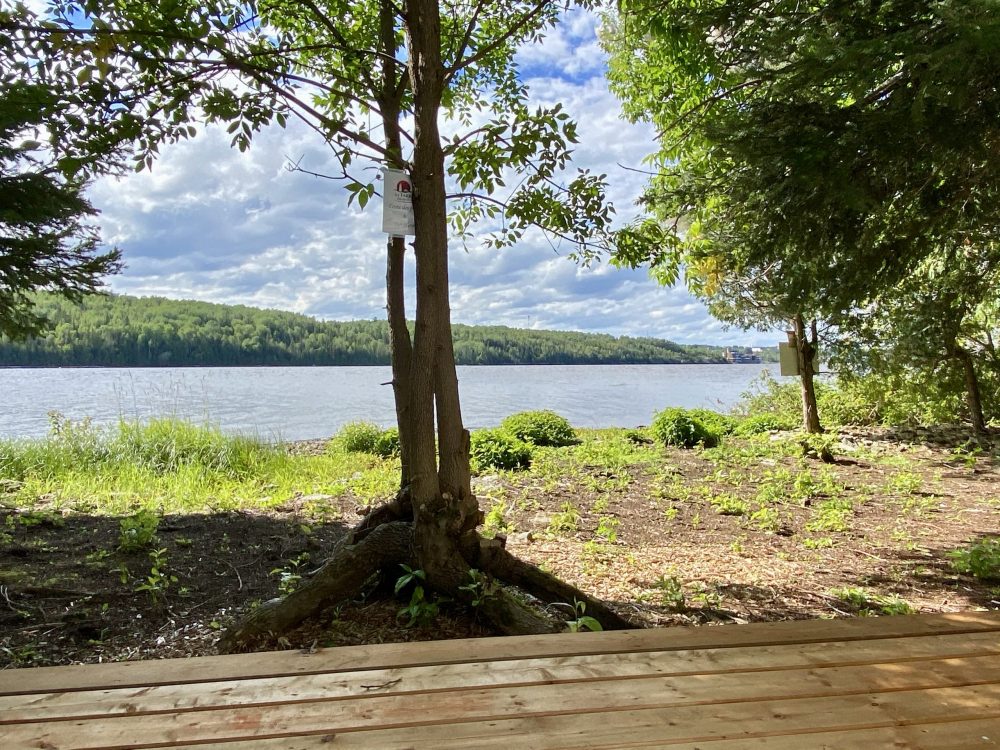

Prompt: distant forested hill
[0,294,773,367]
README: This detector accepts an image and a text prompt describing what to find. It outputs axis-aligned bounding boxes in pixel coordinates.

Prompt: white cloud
[86,14,781,348]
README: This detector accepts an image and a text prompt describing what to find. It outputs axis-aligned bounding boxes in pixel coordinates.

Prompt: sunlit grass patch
[1,417,401,514]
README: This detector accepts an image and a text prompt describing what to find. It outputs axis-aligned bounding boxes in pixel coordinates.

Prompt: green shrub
[733,413,797,436]
[118,509,160,552]
[686,409,737,436]
[650,408,719,448]
[372,428,400,459]
[948,537,1000,581]
[500,410,577,447]
[335,422,384,454]
[469,429,532,472]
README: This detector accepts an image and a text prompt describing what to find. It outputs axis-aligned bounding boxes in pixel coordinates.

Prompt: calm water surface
[0,364,777,441]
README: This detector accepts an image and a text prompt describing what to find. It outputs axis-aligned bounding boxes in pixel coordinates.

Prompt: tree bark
[953,343,988,435]
[793,314,823,434]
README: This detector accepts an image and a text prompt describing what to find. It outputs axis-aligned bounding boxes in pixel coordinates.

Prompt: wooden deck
[2,612,999,749]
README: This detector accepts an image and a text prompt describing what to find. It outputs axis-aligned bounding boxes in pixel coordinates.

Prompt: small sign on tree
[381,168,415,237]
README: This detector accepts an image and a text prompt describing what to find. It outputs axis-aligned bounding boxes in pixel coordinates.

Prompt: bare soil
[1,426,997,669]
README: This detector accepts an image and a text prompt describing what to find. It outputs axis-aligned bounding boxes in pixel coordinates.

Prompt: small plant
[829,587,915,616]
[458,568,499,607]
[500,410,577,447]
[750,506,782,532]
[595,515,620,543]
[118,509,160,552]
[806,498,853,533]
[654,574,686,610]
[948,537,1000,581]
[886,471,923,495]
[565,599,603,632]
[803,536,834,550]
[548,502,581,535]
[482,500,513,538]
[651,407,719,449]
[135,548,178,602]
[799,433,836,462]
[395,565,439,627]
[270,552,310,595]
[710,493,749,516]
[469,429,532,472]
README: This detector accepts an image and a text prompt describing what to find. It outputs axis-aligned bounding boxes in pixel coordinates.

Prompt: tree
[602,0,1000,432]
[0,80,122,339]
[3,0,633,644]
[834,243,1000,434]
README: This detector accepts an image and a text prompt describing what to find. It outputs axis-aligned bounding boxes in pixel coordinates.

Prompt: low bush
[733,413,796,435]
[686,408,738,437]
[500,410,577,447]
[334,422,384,454]
[372,427,400,459]
[650,407,719,448]
[469,429,532,472]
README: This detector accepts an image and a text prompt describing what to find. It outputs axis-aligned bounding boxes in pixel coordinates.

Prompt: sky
[83,8,779,347]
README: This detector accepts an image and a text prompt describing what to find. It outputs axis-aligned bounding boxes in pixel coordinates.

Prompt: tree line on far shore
[0,293,773,368]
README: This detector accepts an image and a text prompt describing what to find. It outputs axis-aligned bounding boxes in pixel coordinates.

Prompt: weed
[948,537,1000,581]
[709,493,749,516]
[271,552,310,595]
[458,569,499,608]
[395,565,440,627]
[547,502,581,535]
[829,587,915,616]
[806,498,854,533]
[482,500,513,538]
[886,471,923,495]
[333,422,383,453]
[595,515,620,543]
[803,537,834,550]
[118,509,160,552]
[750,506,782,532]
[135,548,178,602]
[565,599,603,632]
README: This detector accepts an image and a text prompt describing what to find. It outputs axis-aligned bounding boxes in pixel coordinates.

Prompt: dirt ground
[1,426,997,669]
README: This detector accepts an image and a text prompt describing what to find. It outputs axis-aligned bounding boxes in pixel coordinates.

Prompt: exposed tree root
[217,521,413,653]
[477,537,637,631]
[219,503,640,652]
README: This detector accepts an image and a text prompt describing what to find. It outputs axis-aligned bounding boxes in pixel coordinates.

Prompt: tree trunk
[793,314,823,434]
[405,0,478,594]
[953,343,988,435]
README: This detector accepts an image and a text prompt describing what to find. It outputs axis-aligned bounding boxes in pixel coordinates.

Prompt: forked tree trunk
[793,314,823,434]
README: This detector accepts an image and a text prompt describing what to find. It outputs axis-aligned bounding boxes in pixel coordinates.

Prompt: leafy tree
[0,81,122,339]
[603,0,1000,433]
[3,0,633,642]
[834,244,1000,433]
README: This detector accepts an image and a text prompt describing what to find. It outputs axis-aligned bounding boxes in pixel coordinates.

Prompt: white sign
[381,168,415,236]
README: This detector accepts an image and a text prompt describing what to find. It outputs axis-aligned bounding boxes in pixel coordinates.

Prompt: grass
[0,417,399,515]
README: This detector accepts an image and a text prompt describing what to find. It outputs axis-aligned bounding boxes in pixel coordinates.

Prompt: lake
[0,364,779,441]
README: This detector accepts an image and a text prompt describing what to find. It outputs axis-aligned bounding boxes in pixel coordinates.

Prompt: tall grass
[0,416,398,514]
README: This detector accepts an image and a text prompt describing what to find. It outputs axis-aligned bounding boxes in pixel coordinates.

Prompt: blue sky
[84,8,779,347]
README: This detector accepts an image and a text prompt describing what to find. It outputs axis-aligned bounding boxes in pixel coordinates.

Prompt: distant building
[724,346,762,364]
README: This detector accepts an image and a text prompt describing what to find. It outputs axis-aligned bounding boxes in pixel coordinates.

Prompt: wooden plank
[16,684,998,750]
[175,717,1000,750]
[6,661,1000,748]
[2,612,998,696]
[4,631,1000,723]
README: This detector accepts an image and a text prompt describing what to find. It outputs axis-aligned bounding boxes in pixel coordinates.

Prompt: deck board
[2,612,999,749]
